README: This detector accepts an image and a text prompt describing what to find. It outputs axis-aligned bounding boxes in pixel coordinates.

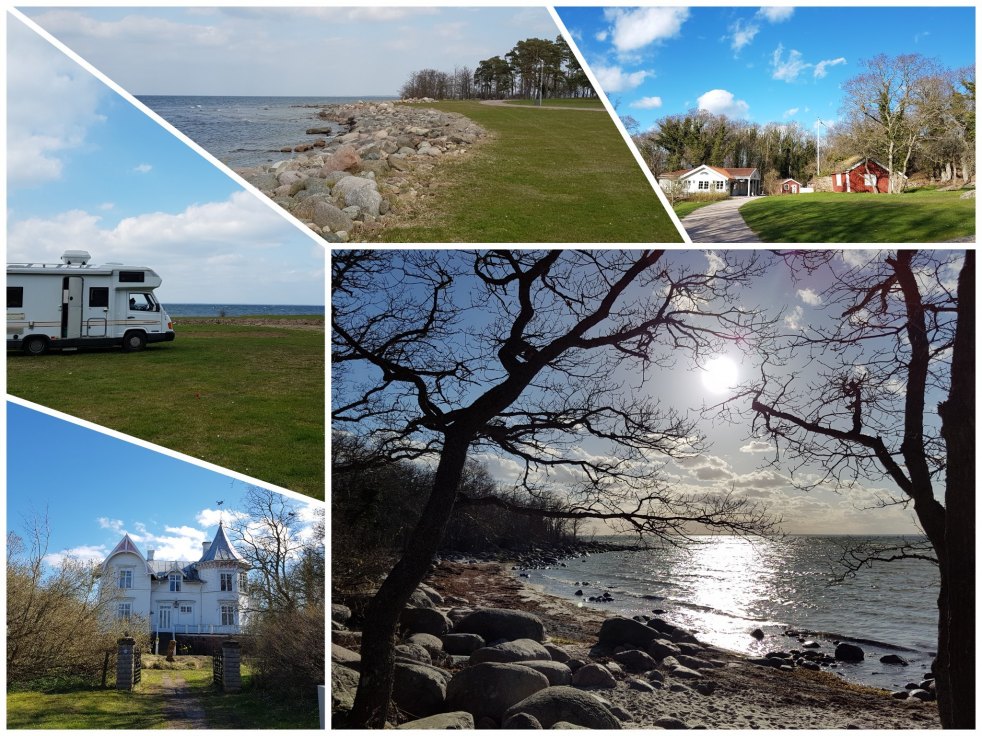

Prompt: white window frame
[118,569,132,589]
[179,604,193,615]
[117,602,132,621]
[169,572,181,592]
[220,603,236,627]
[715,180,725,191]
[697,180,709,191]
[238,572,248,593]
[863,173,877,188]
[220,572,234,592]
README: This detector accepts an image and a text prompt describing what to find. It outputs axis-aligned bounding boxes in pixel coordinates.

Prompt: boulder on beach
[544,644,572,663]
[880,654,909,666]
[444,662,550,722]
[570,663,617,689]
[395,642,432,664]
[648,638,682,660]
[401,606,452,637]
[320,145,362,173]
[333,176,383,217]
[504,686,622,730]
[834,643,865,662]
[502,712,543,729]
[407,633,445,659]
[598,617,659,649]
[396,711,475,729]
[453,608,545,642]
[612,649,658,673]
[392,661,451,718]
[470,638,551,665]
[442,632,485,655]
[516,660,573,686]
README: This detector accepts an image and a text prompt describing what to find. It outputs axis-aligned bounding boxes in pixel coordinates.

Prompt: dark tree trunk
[348,432,473,728]
[936,250,975,729]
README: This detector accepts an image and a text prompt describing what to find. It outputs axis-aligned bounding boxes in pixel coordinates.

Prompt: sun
[701,356,739,394]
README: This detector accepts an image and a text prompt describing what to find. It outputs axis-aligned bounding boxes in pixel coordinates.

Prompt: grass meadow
[7,318,324,499]
[739,189,975,242]
[7,661,319,729]
[379,100,681,242]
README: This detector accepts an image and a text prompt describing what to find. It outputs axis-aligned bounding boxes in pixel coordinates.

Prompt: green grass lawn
[7,318,324,499]
[379,100,680,242]
[739,190,975,242]
[674,199,725,219]
[501,97,606,108]
[7,665,319,729]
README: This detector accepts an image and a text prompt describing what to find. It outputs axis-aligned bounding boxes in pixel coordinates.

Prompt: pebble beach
[331,559,940,729]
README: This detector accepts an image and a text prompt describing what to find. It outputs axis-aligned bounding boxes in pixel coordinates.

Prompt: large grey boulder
[402,607,452,637]
[597,617,658,649]
[647,638,682,660]
[544,644,572,663]
[406,588,436,609]
[516,660,573,686]
[331,604,352,625]
[612,649,658,673]
[444,662,550,723]
[470,638,551,665]
[396,711,474,729]
[392,661,451,718]
[503,686,622,730]
[453,608,545,642]
[291,198,353,233]
[442,633,485,655]
[647,617,699,644]
[408,633,445,659]
[395,642,432,665]
[835,643,865,662]
[571,663,617,689]
[502,712,543,729]
[333,176,383,216]
[331,663,359,712]
[331,643,361,669]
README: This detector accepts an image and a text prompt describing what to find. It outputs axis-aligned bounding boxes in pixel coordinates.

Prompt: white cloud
[196,507,250,528]
[757,7,795,23]
[602,7,689,53]
[595,30,608,42]
[728,19,760,54]
[771,44,810,82]
[30,10,231,46]
[813,57,847,79]
[784,305,805,330]
[44,544,109,567]
[98,517,126,534]
[783,107,800,118]
[797,288,823,306]
[7,19,107,188]
[133,163,153,174]
[592,64,650,93]
[7,191,324,304]
[697,89,750,118]
[739,441,773,454]
[630,96,663,110]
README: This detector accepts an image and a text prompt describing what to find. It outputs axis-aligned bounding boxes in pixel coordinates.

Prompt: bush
[247,605,324,701]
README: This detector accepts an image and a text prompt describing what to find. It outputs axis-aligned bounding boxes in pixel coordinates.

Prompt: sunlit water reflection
[523,535,938,690]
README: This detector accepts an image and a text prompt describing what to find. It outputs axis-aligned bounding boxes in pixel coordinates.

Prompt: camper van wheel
[122,331,147,352]
[22,336,49,356]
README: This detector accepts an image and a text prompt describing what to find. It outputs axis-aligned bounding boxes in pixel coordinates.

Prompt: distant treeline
[332,432,583,591]
[399,36,595,101]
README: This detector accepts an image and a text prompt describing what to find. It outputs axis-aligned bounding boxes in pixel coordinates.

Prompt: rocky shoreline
[331,560,940,729]
[234,101,486,242]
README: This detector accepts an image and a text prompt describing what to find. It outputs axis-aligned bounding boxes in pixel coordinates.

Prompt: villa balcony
[150,623,242,636]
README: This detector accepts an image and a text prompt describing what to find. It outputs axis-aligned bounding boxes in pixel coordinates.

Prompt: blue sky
[7,401,322,568]
[7,16,325,305]
[558,6,976,133]
[21,7,561,96]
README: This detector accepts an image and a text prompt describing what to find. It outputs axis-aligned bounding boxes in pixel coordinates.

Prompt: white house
[658,165,762,197]
[100,522,250,645]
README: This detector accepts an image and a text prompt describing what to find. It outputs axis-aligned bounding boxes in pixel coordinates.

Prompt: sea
[521,535,939,691]
[165,303,324,318]
[138,95,396,169]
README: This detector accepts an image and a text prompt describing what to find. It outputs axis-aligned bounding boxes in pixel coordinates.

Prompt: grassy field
[739,189,975,242]
[7,318,324,499]
[674,197,729,219]
[502,97,606,108]
[7,663,319,729]
[380,100,680,242]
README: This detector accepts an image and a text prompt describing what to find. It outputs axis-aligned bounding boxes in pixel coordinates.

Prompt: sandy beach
[423,560,940,729]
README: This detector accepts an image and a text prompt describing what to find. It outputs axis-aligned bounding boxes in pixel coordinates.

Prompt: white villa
[658,165,763,197]
[100,522,250,644]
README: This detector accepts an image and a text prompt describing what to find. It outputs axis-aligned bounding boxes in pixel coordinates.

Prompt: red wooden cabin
[829,157,895,193]
[780,179,801,194]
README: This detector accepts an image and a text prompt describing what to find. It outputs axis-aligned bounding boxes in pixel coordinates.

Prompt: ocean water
[522,535,939,690]
[138,95,396,169]
[166,303,324,318]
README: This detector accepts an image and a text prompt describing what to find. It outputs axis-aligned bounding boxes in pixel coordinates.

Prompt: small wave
[793,630,921,652]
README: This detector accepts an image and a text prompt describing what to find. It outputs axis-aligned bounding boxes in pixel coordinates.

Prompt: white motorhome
[7,250,175,355]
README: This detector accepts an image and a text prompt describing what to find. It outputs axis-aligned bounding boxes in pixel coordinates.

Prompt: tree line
[631,53,974,193]
[399,36,594,101]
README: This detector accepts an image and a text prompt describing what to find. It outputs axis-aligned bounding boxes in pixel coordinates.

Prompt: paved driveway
[681,197,762,243]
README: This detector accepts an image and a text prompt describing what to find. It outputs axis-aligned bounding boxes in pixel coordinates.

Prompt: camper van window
[129,293,157,311]
[119,271,146,283]
[89,287,109,308]
[7,287,23,308]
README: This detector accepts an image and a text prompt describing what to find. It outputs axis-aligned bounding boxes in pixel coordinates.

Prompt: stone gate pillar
[221,640,242,693]
[116,637,136,690]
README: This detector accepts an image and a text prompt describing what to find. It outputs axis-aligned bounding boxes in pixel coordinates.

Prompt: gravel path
[681,197,763,243]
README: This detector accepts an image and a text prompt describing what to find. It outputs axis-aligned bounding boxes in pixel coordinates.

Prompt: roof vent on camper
[61,250,91,265]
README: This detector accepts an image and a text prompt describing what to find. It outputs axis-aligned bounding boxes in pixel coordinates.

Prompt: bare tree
[745,249,974,729]
[332,249,777,727]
